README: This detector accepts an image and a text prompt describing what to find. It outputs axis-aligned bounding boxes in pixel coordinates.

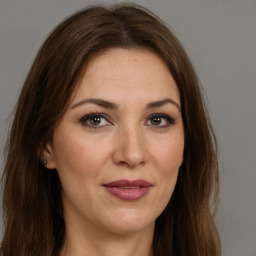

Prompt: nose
[112,125,148,169]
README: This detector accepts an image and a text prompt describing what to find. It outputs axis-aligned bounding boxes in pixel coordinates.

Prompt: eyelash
[79,113,176,129]
[79,113,111,129]
[146,113,176,127]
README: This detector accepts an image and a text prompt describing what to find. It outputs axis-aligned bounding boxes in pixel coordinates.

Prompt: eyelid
[79,113,112,128]
[146,113,176,127]
[79,112,176,129]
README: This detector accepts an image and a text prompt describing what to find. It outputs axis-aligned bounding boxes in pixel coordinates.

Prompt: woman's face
[44,48,184,235]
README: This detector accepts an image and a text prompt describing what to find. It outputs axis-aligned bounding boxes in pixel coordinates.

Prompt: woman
[1,3,221,256]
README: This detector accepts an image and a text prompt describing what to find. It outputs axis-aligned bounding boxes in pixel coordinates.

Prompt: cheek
[153,134,184,174]
[152,133,184,197]
[146,134,184,219]
[52,132,110,180]
[51,132,112,211]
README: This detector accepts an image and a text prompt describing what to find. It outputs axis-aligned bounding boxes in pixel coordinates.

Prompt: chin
[100,209,156,235]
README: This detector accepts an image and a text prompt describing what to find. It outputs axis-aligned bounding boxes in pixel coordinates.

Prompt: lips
[103,179,152,201]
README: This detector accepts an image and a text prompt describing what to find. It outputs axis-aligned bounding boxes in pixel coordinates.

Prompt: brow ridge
[71,97,180,111]
[146,98,181,111]
[71,98,118,109]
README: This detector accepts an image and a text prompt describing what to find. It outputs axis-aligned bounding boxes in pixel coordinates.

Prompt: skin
[43,48,184,256]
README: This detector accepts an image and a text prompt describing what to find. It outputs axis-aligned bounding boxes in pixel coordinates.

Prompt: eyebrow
[71,98,118,109]
[146,98,180,111]
[71,98,181,111]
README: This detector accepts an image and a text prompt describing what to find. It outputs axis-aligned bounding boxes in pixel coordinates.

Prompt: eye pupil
[90,116,101,125]
[151,117,161,125]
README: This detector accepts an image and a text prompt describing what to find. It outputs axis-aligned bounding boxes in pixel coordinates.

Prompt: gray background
[0,0,255,255]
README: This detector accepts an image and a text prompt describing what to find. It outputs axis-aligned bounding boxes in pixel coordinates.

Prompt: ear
[40,143,56,169]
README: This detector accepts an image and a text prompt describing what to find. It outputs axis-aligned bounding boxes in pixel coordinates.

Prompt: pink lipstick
[103,179,152,201]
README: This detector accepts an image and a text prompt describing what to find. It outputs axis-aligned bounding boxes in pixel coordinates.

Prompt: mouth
[103,179,152,201]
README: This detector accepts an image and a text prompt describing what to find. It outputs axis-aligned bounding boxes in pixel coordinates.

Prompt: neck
[60,220,154,256]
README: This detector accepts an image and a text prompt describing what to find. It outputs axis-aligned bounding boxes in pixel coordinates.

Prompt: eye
[146,114,175,128]
[79,113,111,128]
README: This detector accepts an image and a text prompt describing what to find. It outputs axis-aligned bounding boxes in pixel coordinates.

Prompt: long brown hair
[1,3,221,256]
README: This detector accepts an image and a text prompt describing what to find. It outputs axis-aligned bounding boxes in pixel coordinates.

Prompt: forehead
[72,48,180,104]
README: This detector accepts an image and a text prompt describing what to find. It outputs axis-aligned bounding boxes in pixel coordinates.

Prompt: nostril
[118,159,145,169]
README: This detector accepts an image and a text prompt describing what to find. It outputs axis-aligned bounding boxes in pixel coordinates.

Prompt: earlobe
[40,143,56,169]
